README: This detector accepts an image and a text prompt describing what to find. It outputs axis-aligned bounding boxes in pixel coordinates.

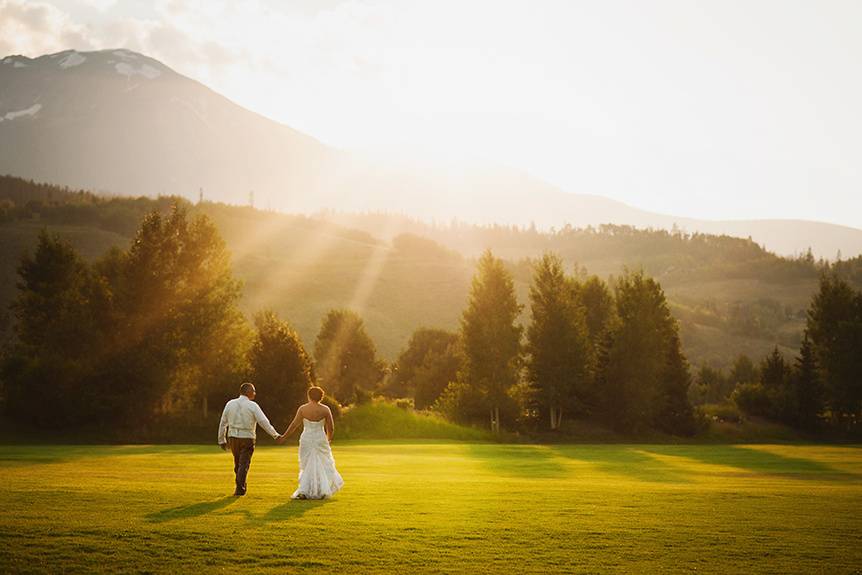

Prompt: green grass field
[0,442,860,574]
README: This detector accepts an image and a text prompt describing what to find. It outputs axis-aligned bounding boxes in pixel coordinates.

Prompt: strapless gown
[292,418,344,499]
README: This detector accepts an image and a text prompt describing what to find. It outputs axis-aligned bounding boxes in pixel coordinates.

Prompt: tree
[729,354,759,387]
[249,310,315,426]
[806,273,862,428]
[576,275,615,351]
[526,253,593,430]
[3,206,251,431]
[413,344,462,410]
[113,206,250,420]
[691,365,733,405]
[793,334,823,430]
[387,328,461,410]
[460,250,523,433]
[314,309,384,404]
[655,332,698,435]
[598,270,695,434]
[760,347,791,389]
[734,347,797,423]
[2,231,111,426]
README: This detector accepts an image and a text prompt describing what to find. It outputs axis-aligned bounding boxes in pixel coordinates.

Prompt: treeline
[0,174,183,236]
[319,211,851,285]
[386,252,698,435]
[0,205,697,436]
[2,179,860,436]
[0,207,384,433]
[8,174,862,290]
[690,274,862,432]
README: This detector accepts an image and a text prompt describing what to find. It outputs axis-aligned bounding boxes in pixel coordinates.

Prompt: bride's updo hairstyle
[307,386,325,402]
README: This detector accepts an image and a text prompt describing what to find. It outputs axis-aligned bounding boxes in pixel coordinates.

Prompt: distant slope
[2,49,862,258]
[6,176,860,371]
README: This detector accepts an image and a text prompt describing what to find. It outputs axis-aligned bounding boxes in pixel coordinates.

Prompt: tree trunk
[490,406,501,434]
[202,395,208,419]
[550,406,564,430]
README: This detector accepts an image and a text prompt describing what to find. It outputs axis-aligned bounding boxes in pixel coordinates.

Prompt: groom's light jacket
[218,395,280,444]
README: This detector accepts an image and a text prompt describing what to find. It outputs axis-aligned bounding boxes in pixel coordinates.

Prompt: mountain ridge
[1,48,860,259]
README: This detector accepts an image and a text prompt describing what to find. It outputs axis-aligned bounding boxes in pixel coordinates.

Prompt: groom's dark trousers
[228,437,255,495]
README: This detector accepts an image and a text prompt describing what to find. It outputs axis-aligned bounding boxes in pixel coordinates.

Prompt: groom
[217,383,282,496]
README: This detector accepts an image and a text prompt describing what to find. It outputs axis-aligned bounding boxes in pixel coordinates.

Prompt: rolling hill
[5,176,859,372]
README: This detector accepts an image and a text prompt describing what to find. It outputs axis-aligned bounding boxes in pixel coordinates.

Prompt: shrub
[338,400,488,440]
[732,383,773,417]
[354,386,373,405]
[394,398,414,410]
[732,382,796,423]
[701,402,744,424]
[433,381,486,425]
[433,381,522,430]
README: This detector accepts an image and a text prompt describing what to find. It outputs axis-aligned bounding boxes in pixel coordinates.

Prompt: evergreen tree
[526,253,593,430]
[388,328,460,409]
[249,310,315,426]
[729,354,759,387]
[314,309,384,404]
[751,347,796,423]
[655,332,698,435]
[2,231,111,426]
[2,207,250,429]
[692,365,733,405]
[806,273,862,428]
[412,344,462,410]
[793,334,823,430]
[760,348,791,388]
[460,250,523,433]
[598,270,694,434]
[576,275,615,350]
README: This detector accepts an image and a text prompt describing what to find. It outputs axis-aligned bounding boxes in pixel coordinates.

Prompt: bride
[277,386,344,499]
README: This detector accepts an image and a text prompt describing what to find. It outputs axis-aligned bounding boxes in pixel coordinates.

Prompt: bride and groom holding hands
[217,383,344,499]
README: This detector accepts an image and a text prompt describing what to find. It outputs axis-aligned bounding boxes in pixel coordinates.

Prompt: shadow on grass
[465,444,570,478]
[0,445,213,468]
[146,496,238,523]
[549,445,690,483]
[643,445,861,481]
[263,499,329,522]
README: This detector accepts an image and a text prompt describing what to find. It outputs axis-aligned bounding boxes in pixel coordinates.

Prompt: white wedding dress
[292,418,344,500]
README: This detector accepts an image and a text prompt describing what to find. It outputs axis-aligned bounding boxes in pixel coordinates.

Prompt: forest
[0,175,860,438]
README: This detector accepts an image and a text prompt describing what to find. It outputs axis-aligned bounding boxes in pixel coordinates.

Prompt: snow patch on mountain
[59,52,86,69]
[115,62,161,79]
[0,104,42,122]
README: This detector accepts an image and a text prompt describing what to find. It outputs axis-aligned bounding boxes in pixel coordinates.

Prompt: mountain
[2,48,861,259]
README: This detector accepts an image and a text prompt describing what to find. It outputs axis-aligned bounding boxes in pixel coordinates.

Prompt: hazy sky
[2,0,861,227]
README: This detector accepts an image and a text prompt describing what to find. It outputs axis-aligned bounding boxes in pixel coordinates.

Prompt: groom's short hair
[240,382,255,396]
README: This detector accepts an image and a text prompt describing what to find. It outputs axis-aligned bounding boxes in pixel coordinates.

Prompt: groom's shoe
[233,489,246,496]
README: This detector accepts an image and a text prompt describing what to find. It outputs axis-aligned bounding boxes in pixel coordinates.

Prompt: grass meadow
[0,442,860,574]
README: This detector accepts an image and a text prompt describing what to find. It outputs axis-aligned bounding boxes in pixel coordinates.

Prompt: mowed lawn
[0,443,860,574]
